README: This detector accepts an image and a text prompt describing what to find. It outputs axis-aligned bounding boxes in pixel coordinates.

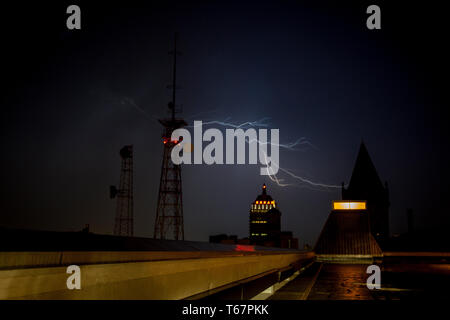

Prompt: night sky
[1,1,449,246]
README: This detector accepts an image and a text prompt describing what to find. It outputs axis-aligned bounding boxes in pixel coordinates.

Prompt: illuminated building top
[250,184,276,213]
[333,201,366,210]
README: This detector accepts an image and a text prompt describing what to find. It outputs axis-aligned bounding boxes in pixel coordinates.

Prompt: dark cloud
[1,1,449,246]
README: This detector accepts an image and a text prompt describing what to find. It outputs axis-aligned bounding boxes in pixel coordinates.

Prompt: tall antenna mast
[167,32,180,121]
[154,33,187,240]
[171,32,177,120]
[110,145,134,237]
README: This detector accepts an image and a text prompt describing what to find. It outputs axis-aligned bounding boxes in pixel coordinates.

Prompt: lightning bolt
[247,137,317,152]
[113,99,342,191]
[186,117,340,190]
[188,117,271,129]
[278,166,341,190]
[259,147,341,191]
[119,97,157,121]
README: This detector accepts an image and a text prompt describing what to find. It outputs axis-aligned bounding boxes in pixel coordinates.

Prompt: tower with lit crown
[249,184,281,246]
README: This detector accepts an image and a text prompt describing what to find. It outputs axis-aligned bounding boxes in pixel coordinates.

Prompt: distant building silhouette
[280,231,299,250]
[209,234,238,245]
[342,142,390,243]
[209,234,251,246]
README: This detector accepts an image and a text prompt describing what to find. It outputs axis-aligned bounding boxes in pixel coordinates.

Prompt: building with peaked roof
[314,200,383,261]
[342,142,390,244]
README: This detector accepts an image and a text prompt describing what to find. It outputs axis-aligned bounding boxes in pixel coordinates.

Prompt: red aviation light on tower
[162,138,180,145]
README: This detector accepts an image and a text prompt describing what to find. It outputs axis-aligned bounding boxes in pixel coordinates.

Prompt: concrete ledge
[0,251,308,270]
[0,251,314,299]
[316,254,382,263]
[383,252,450,257]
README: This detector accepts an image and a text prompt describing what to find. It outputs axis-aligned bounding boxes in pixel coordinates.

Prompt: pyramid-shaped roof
[314,210,383,257]
[346,142,385,197]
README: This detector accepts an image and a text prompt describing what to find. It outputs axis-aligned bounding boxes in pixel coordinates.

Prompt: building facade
[249,184,281,246]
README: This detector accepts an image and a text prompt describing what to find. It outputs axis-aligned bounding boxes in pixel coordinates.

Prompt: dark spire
[343,141,390,243]
[347,141,384,194]
[262,183,267,196]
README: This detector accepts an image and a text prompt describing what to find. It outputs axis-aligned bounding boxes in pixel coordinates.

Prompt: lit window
[333,201,366,210]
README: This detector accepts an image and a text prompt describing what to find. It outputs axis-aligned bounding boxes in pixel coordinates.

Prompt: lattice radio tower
[154,33,187,240]
[110,145,134,236]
